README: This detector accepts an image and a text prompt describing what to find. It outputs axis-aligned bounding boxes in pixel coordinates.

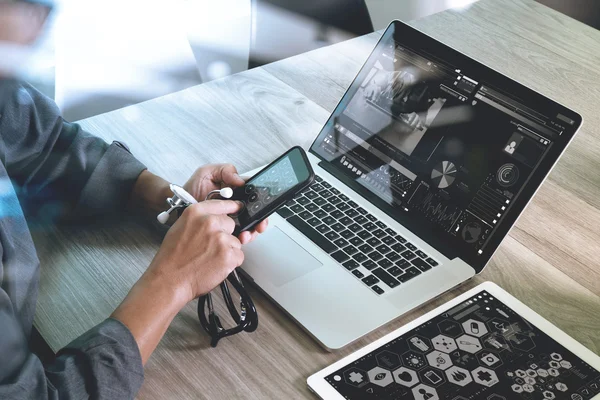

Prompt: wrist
[129,170,173,217]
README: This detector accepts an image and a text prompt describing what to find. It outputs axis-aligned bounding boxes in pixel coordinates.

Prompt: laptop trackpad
[245,226,323,287]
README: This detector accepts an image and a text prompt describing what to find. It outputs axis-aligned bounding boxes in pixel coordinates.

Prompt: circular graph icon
[497,163,520,187]
[431,161,457,189]
[462,222,482,244]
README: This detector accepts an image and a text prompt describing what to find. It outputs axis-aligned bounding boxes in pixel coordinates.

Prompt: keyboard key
[322,181,331,188]
[276,207,294,219]
[406,243,417,251]
[322,203,335,212]
[348,223,362,232]
[297,197,310,205]
[287,216,337,254]
[339,194,349,201]
[387,252,402,262]
[363,222,377,231]
[372,268,400,288]
[330,210,344,219]
[376,221,387,229]
[339,216,353,226]
[340,230,354,239]
[299,211,313,220]
[372,229,386,238]
[354,216,368,224]
[352,269,365,279]
[314,175,323,182]
[316,224,331,234]
[357,230,372,240]
[375,244,391,254]
[345,209,359,218]
[290,204,304,213]
[330,188,340,195]
[391,243,406,253]
[349,237,363,246]
[367,237,382,247]
[415,250,428,258]
[395,235,407,244]
[385,228,396,236]
[328,197,342,205]
[397,259,411,269]
[382,236,396,246]
[412,258,432,272]
[401,250,416,260]
[357,207,368,215]
[343,245,358,255]
[362,260,377,270]
[322,216,336,225]
[388,266,403,276]
[358,244,373,253]
[305,191,318,200]
[378,258,393,269]
[307,217,321,227]
[368,251,384,261]
[320,190,333,199]
[331,250,350,263]
[353,253,368,263]
[314,198,327,206]
[311,183,324,192]
[314,209,327,219]
[325,231,339,241]
[371,285,384,295]
[398,267,421,282]
[362,275,380,286]
[336,203,350,211]
[305,203,318,212]
[334,238,349,248]
[426,258,439,266]
[343,260,359,271]
[366,214,377,222]
[331,223,345,232]
[347,200,358,208]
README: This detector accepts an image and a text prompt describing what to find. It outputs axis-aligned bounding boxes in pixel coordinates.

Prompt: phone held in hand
[231,146,314,235]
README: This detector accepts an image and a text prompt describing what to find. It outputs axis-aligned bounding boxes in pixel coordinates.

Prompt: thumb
[193,199,242,215]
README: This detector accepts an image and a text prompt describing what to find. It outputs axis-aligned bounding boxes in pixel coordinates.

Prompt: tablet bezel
[307,281,600,399]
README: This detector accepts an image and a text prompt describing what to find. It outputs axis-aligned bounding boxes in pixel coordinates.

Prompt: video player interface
[325,290,600,400]
[311,33,577,265]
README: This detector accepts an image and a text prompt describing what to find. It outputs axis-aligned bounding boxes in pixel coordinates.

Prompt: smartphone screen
[232,147,313,233]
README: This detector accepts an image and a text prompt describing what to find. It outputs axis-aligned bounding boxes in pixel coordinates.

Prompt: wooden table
[32,0,600,398]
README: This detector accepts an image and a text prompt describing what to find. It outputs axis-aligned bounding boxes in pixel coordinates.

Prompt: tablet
[308,282,600,400]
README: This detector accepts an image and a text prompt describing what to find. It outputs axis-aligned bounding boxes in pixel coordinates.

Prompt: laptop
[308,282,600,400]
[241,20,583,350]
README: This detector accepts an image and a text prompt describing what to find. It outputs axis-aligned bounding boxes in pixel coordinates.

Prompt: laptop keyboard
[275,175,439,295]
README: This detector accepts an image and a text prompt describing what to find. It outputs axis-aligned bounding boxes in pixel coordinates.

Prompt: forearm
[111,270,189,365]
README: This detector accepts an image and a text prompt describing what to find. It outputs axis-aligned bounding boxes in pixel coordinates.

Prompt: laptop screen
[310,21,582,271]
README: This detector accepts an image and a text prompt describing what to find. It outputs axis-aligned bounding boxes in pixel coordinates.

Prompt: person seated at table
[0,2,267,398]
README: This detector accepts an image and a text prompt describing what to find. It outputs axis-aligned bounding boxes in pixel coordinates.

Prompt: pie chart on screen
[431,161,457,189]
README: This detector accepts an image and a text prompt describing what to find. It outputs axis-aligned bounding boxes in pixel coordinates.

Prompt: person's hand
[183,163,268,244]
[146,200,244,301]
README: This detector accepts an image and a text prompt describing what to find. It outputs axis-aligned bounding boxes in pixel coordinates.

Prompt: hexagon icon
[402,350,427,370]
[550,353,562,361]
[432,334,458,353]
[549,361,561,369]
[376,351,401,370]
[512,384,524,393]
[537,369,549,378]
[462,319,488,337]
[559,360,572,369]
[437,319,463,338]
[515,369,527,378]
[408,335,433,353]
[457,334,483,354]
[367,366,394,387]
[523,384,534,393]
[446,366,473,387]
[488,318,512,336]
[392,367,419,387]
[483,333,509,352]
[543,390,556,399]
[343,367,368,387]
[524,376,536,386]
[426,351,453,370]
[411,384,439,400]
[526,369,538,377]
[548,368,560,377]
[472,366,499,387]
[555,382,568,392]
[507,333,536,352]
[419,367,446,387]
[479,352,503,369]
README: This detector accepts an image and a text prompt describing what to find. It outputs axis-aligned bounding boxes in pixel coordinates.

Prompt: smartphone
[231,146,314,235]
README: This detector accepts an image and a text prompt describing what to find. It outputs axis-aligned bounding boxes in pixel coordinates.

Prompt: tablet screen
[325,290,600,400]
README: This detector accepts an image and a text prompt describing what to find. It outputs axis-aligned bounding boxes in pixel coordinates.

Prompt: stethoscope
[157,184,258,347]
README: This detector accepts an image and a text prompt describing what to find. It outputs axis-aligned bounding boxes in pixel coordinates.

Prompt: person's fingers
[238,231,253,245]
[193,199,242,216]
[254,219,269,233]
[214,214,236,234]
[214,164,245,188]
[223,232,242,249]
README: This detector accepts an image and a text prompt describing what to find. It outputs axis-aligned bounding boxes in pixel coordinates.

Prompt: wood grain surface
[31,0,600,398]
